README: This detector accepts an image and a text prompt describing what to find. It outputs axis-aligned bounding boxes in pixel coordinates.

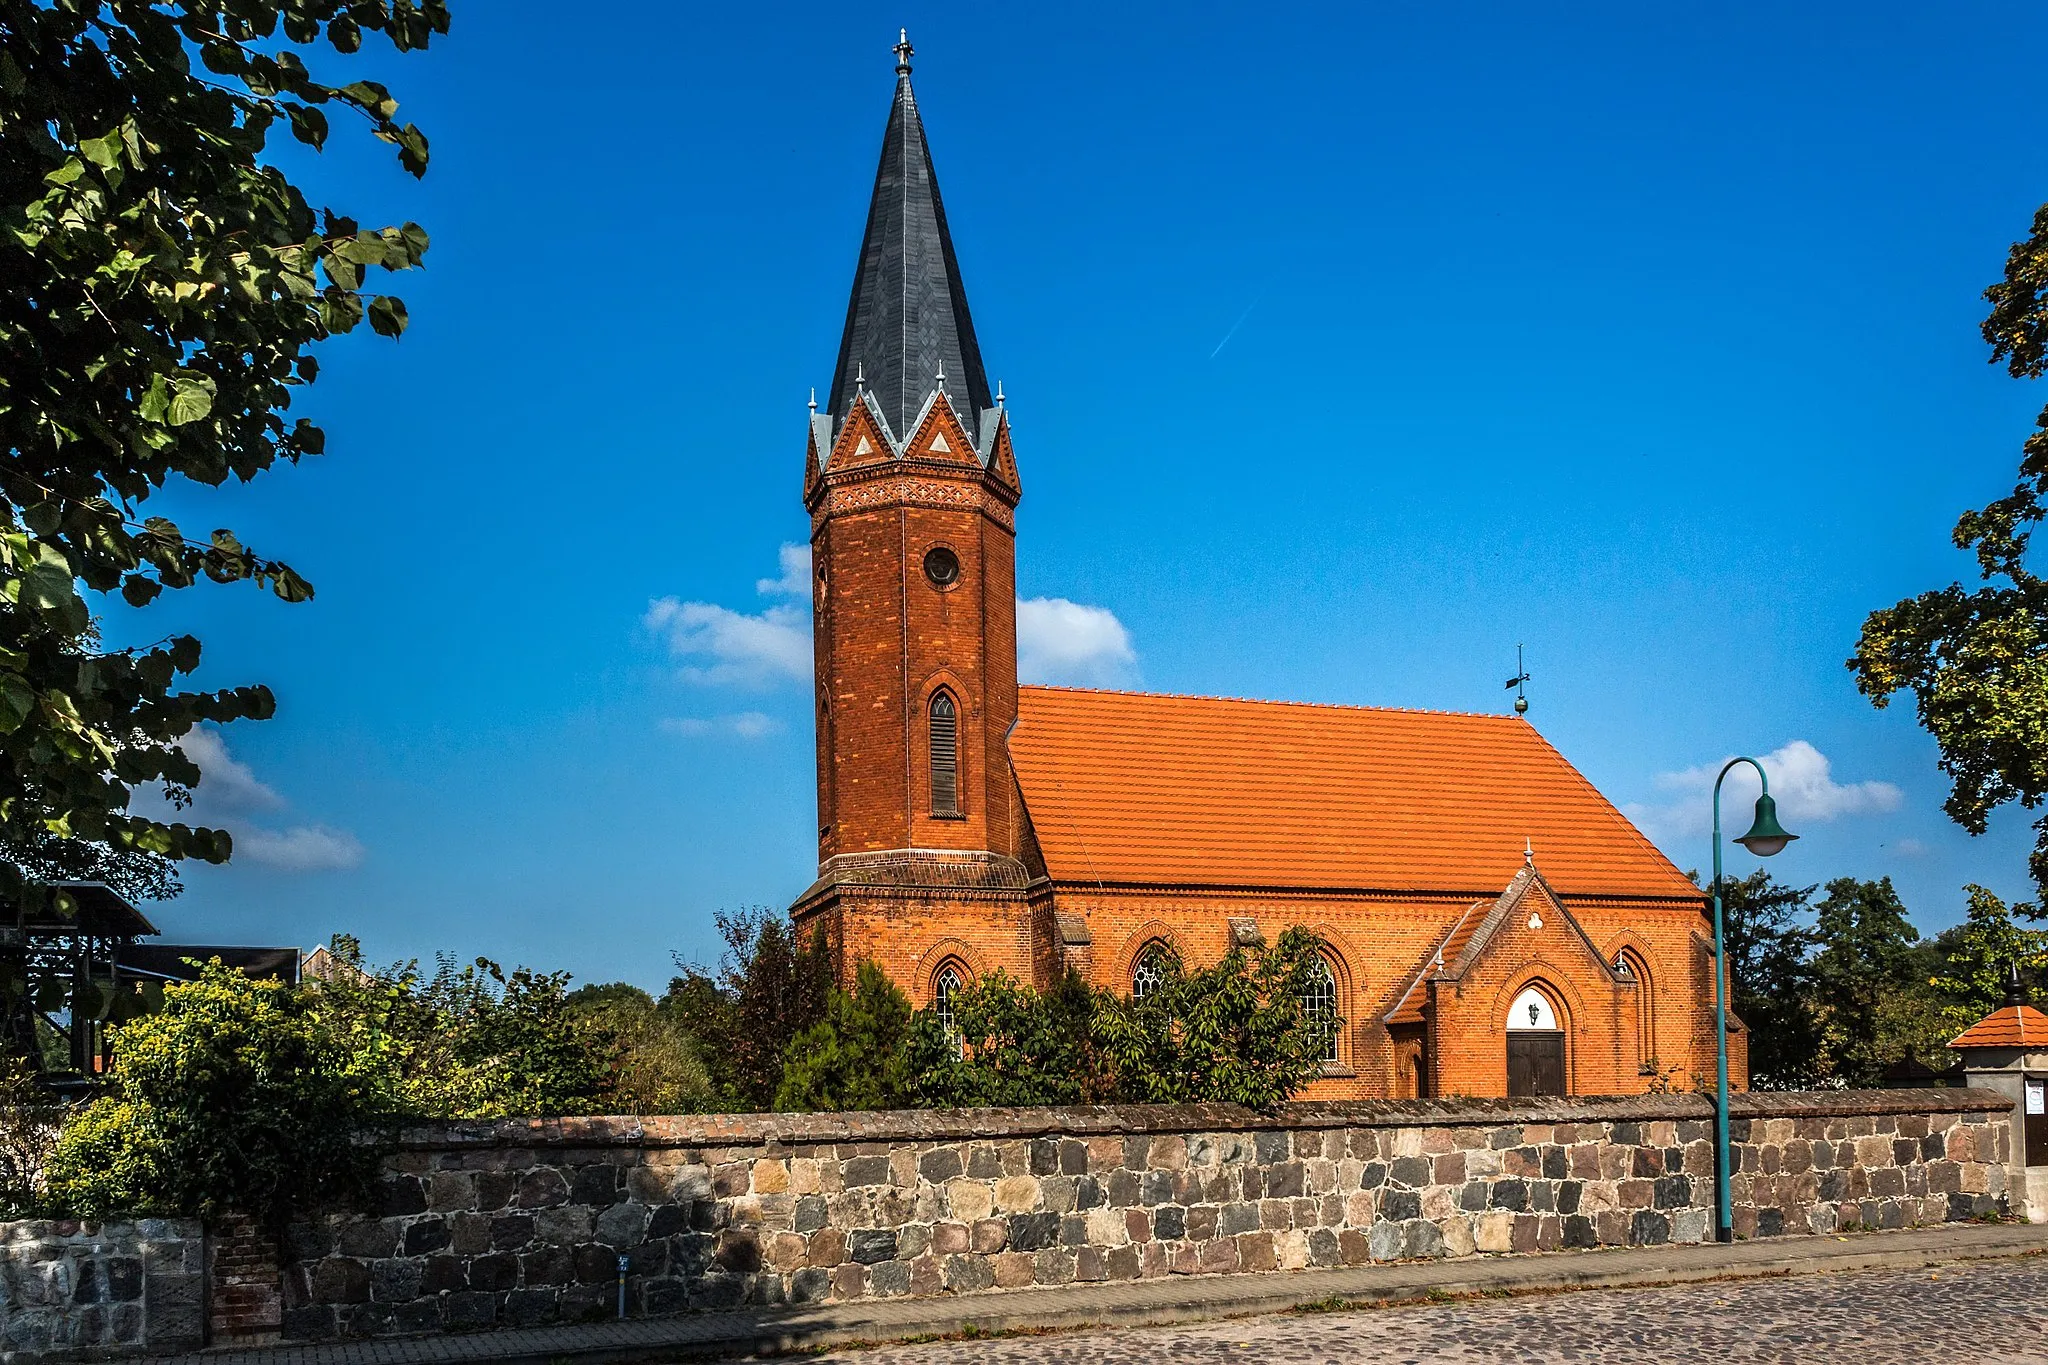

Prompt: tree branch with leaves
[0,0,447,916]
[1852,202,2048,898]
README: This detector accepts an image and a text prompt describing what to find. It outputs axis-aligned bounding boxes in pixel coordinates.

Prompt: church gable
[905,389,980,468]
[1438,863,1621,988]
[985,409,1021,497]
[826,395,899,473]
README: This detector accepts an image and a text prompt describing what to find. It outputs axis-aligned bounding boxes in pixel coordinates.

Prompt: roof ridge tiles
[1017,683,1522,722]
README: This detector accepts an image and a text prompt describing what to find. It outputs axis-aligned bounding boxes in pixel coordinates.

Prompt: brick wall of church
[1031,888,1726,1101]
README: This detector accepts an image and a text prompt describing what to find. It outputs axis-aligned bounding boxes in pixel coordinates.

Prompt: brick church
[789,35,1742,1101]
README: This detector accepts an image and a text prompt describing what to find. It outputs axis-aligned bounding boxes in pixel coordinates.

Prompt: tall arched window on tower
[929,691,959,816]
[1302,956,1340,1063]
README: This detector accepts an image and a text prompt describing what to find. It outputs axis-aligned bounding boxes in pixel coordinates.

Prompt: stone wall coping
[381,1088,2010,1150]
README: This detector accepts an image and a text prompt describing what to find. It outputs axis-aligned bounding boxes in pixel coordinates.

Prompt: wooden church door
[1506,986,1567,1098]
[1507,1033,1566,1097]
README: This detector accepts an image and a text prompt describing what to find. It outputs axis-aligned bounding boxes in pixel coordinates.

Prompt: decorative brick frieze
[272,1091,2011,1341]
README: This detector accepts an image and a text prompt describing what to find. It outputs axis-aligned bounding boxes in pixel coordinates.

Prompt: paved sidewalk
[143,1222,2048,1365]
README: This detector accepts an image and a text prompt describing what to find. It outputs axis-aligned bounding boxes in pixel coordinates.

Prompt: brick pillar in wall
[207,1214,281,1345]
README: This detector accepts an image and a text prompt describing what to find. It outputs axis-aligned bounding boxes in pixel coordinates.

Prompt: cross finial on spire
[935,361,946,392]
[808,387,818,414]
[1525,839,1534,865]
[995,380,1005,407]
[855,360,865,394]
[894,28,914,75]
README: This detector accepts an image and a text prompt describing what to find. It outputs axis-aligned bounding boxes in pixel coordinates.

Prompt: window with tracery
[1302,956,1340,1062]
[1131,942,1175,1000]
[933,962,965,1035]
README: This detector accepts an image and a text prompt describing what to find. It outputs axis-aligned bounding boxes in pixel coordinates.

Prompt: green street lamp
[1710,758,1798,1243]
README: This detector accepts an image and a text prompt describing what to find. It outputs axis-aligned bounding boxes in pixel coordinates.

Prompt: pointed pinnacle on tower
[894,28,913,75]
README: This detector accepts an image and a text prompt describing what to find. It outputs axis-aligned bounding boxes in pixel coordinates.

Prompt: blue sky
[115,1,2048,986]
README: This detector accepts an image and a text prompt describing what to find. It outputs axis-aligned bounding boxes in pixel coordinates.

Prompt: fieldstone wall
[0,1219,204,1362]
[278,1089,2012,1341]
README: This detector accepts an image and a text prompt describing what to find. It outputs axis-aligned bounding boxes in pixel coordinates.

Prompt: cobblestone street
[807,1257,2048,1364]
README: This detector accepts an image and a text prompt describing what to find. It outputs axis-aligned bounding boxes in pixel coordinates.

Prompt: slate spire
[826,31,994,447]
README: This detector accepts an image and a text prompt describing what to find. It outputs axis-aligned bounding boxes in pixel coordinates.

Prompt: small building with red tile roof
[1950,1004,2048,1052]
[789,42,1737,1101]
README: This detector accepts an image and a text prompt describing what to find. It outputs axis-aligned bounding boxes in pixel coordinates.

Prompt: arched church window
[929,691,959,816]
[1302,956,1340,1062]
[1131,942,1175,1000]
[933,962,965,1035]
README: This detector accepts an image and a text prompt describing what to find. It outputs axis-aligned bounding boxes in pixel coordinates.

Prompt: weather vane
[1505,644,1530,716]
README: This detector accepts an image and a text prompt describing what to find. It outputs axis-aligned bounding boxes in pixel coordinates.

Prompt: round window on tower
[923,546,961,589]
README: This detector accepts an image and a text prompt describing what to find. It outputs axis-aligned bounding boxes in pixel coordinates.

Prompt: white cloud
[175,727,286,812]
[647,544,814,687]
[652,546,1139,691]
[1018,597,1139,687]
[1626,739,1903,844]
[232,824,365,872]
[644,598,812,686]
[1891,837,1930,857]
[756,543,812,597]
[661,712,782,740]
[130,727,364,875]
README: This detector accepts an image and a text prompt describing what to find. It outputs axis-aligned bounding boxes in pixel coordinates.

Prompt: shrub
[1092,926,1337,1108]
[774,963,932,1112]
[665,909,831,1111]
[914,970,1116,1107]
[565,983,713,1114]
[304,938,620,1119]
[45,963,377,1227]
[0,1059,69,1216]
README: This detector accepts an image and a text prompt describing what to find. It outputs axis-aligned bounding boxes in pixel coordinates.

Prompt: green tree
[0,1,446,920]
[664,909,831,1111]
[44,961,377,1227]
[1851,201,2048,899]
[1808,877,1942,1086]
[564,982,712,1115]
[302,937,620,1119]
[773,962,930,1113]
[914,970,1116,1108]
[1708,870,1822,1088]
[1092,927,1335,1108]
[1929,883,2048,1035]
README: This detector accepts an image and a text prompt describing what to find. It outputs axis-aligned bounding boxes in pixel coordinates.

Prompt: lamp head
[1734,792,1797,857]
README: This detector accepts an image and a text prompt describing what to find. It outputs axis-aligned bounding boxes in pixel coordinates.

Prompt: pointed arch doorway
[1506,986,1567,1097]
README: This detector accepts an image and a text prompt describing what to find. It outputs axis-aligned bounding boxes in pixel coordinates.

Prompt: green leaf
[167,375,216,426]
[138,374,170,424]
[0,675,34,734]
[79,132,122,169]
[339,81,399,119]
[367,296,409,337]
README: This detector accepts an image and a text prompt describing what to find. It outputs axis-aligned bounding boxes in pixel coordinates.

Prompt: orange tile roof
[1383,901,1483,1026]
[1948,1004,2048,1050]
[1009,687,1700,898]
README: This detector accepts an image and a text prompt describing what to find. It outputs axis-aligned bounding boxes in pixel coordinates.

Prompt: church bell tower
[803,32,1027,900]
